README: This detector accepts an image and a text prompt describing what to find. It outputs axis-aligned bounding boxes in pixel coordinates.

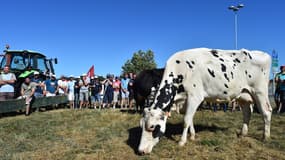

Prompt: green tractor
[0,47,67,114]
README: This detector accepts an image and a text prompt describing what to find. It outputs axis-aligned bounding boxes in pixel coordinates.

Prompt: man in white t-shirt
[0,66,16,101]
[58,76,68,95]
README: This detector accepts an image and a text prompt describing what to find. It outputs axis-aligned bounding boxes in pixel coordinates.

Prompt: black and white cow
[138,48,272,154]
[134,68,165,112]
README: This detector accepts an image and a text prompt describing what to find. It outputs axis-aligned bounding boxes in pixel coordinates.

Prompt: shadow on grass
[164,123,228,140]
[127,126,142,154]
[127,122,228,154]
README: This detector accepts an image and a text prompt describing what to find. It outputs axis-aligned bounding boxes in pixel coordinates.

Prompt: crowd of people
[0,65,138,115]
[1,63,285,116]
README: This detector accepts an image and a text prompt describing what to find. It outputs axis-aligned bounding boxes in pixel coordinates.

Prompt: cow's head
[138,76,179,154]
[138,107,167,154]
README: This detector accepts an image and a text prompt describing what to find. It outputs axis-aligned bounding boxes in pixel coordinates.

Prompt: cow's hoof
[178,141,186,146]
[190,136,195,141]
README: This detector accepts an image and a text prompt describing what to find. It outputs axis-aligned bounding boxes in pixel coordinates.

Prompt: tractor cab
[0,50,57,77]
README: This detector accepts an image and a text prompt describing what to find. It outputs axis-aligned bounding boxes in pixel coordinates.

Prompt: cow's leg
[254,93,272,140]
[179,96,202,146]
[240,102,251,136]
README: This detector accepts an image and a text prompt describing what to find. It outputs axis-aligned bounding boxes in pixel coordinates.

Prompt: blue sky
[1,0,284,77]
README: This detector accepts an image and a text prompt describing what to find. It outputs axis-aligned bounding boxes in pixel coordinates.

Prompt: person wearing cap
[0,65,16,101]
[44,74,59,97]
[31,71,44,97]
[20,76,36,116]
[276,66,285,113]
[67,75,76,109]
[79,73,90,109]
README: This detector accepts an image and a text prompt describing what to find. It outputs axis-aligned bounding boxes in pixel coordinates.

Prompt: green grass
[0,109,284,160]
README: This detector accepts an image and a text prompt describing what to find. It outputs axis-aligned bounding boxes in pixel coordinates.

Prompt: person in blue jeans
[277,66,285,113]
[90,76,102,109]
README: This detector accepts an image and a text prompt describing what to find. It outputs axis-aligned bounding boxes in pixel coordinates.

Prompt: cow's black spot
[152,125,164,139]
[261,68,264,72]
[234,58,241,63]
[177,85,185,93]
[248,53,252,59]
[243,51,248,56]
[165,80,168,83]
[173,75,184,84]
[224,73,230,82]
[154,82,176,111]
[232,64,237,70]
[169,72,174,77]
[186,61,193,69]
[249,75,252,78]
[177,75,184,83]
[221,64,227,72]
[224,84,229,88]
[231,72,234,79]
[176,60,180,64]
[233,53,236,56]
[223,91,228,95]
[219,58,224,62]
[208,68,215,78]
[193,84,196,87]
[245,70,248,75]
[191,61,195,65]
[210,50,219,58]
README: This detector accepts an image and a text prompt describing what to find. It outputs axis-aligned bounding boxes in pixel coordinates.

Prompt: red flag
[87,65,95,78]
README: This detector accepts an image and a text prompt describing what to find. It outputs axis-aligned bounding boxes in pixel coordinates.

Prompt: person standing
[90,76,102,109]
[67,75,76,109]
[0,65,16,101]
[277,66,285,114]
[274,66,283,110]
[128,73,136,109]
[74,77,81,109]
[79,74,90,109]
[20,77,36,116]
[102,74,114,109]
[112,76,121,109]
[121,73,130,108]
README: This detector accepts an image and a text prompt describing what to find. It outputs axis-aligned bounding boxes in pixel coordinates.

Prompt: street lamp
[228,4,244,49]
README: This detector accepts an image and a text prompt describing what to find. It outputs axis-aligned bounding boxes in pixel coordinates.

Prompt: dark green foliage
[122,50,157,74]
